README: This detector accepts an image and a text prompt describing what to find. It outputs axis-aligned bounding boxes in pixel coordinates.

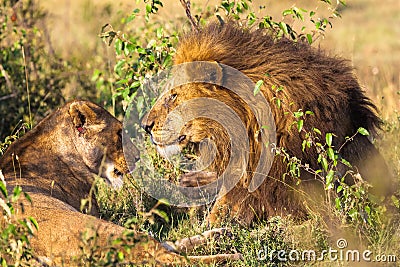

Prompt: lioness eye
[117,129,122,142]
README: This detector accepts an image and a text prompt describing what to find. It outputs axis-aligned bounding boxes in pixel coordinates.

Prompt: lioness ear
[69,101,98,134]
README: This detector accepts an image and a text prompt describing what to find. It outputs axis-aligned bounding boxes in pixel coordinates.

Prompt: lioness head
[68,101,139,189]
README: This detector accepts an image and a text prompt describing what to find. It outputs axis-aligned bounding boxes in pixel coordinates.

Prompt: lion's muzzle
[141,115,188,158]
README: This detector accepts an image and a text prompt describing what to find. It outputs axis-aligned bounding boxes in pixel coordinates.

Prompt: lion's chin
[156,144,181,158]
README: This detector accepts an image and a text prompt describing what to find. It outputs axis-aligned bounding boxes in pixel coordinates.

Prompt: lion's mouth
[150,134,186,146]
[151,134,187,158]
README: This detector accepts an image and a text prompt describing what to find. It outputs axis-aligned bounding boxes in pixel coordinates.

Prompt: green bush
[0,0,67,142]
[0,171,38,265]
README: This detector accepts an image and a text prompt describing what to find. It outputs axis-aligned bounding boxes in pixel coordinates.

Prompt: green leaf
[327,147,335,160]
[325,170,334,189]
[156,27,163,39]
[146,4,152,13]
[349,209,358,220]
[336,185,343,193]
[293,111,304,118]
[302,140,307,151]
[275,98,281,108]
[335,197,341,210]
[130,81,141,89]
[365,205,371,215]
[326,133,333,146]
[391,195,400,209]
[24,192,32,204]
[0,179,7,198]
[114,60,126,75]
[321,157,328,171]
[313,128,321,135]
[29,217,39,230]
[297,120,303,132]
[126,13,136,23]
[306,33,313,44]
[136,47,146,54]
[116,79,128,85]
[254,80,263,95]
[152,209,169,223]
[279,22,289,34]
[118,251,125,261]
[12,186,22,202]
[282,9,293,16]
[340,158,352,168]
[357,127,369,136]
[115,39,123,55]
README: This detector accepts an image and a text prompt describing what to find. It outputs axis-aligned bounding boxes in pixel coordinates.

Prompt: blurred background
[41,0,400,113]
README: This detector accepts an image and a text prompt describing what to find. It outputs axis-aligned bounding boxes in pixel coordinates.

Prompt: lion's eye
[169,94,177,102]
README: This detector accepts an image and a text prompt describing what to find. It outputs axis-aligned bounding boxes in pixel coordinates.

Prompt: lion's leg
[163,228,243,264]
[206,186,256,226]
[179,171,218,187]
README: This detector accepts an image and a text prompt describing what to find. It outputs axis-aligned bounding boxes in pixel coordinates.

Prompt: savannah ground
[1,0,399,266]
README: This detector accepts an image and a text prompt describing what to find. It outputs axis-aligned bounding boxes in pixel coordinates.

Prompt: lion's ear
[69,101,98,134]
[207,61,224,86]
[179,61,225,86]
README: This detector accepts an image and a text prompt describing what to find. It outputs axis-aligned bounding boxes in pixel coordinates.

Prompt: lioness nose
[141,121,154,134]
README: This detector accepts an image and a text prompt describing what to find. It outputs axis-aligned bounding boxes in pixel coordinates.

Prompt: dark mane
[175,21,381,137]
[165,21,391,224]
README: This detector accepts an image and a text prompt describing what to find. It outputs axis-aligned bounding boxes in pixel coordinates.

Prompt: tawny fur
[143,21,392,225]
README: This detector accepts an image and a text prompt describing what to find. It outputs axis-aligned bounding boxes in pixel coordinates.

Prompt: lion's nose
[141,121,154,134]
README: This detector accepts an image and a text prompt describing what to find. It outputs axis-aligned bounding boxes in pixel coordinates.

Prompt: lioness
[0,100,240,265]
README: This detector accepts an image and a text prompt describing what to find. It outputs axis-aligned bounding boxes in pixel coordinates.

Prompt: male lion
[142,21,393,226]
[0,100,240,265]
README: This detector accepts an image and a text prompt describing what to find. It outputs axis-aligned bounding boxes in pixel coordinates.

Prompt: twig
[0,64,12,89]
[179,0,199,32]
[0,93,17,102]
[22,46,32,128]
